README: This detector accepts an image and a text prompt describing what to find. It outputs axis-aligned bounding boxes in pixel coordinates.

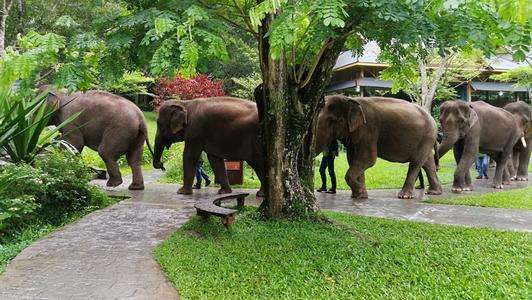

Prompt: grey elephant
[438,100,522,192]
[152,97,265,196]
[47,89,152,190]
[504,101,531,181]
[316,95,442,199]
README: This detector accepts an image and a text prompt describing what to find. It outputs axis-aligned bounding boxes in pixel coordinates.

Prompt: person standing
[193,154,211,189]
[475,153,489,179]
[317,140,338,194]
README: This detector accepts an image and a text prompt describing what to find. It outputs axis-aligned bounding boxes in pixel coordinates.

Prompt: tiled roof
[334,42,528,71]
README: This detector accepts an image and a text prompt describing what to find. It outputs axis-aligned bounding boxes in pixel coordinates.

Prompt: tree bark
[0,0,14,55]
[255,14,347,218]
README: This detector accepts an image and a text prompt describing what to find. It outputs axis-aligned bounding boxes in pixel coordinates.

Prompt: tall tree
[184,0,525,219]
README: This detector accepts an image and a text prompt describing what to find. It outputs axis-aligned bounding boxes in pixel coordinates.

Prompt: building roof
[470,81,528,92]
[334,42,529,72]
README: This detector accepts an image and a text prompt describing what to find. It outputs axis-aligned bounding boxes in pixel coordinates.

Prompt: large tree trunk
[255,14,346,218]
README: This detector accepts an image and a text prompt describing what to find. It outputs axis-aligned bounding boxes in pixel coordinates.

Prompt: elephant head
[438,100,478,157]
[504,101,531,138]
[315,95,366,154]
[153,101,187,170]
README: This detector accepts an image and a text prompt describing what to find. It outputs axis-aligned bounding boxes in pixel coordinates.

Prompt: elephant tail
[140,120,154,158]
[433,142,440,170]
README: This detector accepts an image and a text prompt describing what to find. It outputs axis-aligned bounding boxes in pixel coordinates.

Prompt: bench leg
[197,209,210,220]
[221,214,236,228]
[237,197,245,208]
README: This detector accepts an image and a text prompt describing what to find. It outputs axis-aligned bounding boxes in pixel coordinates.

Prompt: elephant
[152,97,265,196]
[503,101,531,181]
[316,95,442,199]
[46,89,152,190]
[438,100,522,192]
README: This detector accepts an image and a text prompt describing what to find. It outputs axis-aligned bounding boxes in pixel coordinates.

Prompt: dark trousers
[319,155,336,190]
[195,166,210,185]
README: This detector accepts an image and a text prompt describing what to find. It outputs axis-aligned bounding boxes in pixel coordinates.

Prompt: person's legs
[317,156,328,192]
[193,166,202,189]
[482,155,489,178]
[326,156,336,193]
[475,156,483,179]
[200,166,211,186]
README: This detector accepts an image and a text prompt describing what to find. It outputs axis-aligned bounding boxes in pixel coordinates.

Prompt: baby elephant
[46,89,152,190]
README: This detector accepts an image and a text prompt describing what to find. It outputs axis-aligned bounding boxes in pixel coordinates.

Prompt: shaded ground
[0,171,530,299]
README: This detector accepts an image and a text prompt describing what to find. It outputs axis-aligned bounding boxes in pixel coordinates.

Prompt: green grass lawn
[425,186,532,210]
[155,208,531,299]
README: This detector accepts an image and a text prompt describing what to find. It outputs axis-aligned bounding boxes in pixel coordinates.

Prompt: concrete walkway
[0,171,195,299]
[0,171,530,299]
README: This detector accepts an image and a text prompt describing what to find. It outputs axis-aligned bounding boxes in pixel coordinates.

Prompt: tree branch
[299,38,333,89]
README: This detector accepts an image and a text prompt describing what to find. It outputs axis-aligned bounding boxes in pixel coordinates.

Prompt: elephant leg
[455,139,477,192]
[507,150,517,180]
[179,143,202,195]
[126,135,145,191]
[464,170,473,189]
[422,156,442,195]
[493,146,513,189]
[398,160,424,199]
[207,155,232,194]
[98,149,122,188]
[516,145,530,181]
[247,160,265,197]
[345,165,368,199]
[451,141,466,192]
[502,162,512,185]
[345,146,374,199]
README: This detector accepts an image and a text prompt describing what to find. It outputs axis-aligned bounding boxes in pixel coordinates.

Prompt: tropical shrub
[0,151,110,234]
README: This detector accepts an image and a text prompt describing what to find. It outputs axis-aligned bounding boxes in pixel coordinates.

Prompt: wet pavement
[0,171,530,299]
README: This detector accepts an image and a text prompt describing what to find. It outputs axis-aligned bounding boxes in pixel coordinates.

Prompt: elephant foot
[106,178,123,188]
[510,176,517,181]
[451,187,463,194]
[493,184,504,189]
[462,186,473,192]
[426,188,442,195]
[351,189,368,199]
[516,176,528,181]
[178,187,193,195]
[218,188,233,194]
[397,189,414,199]
[128,183,145,190]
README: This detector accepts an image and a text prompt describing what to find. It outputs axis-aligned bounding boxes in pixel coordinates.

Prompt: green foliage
[0,151,112,234]
[102,71,155,96]
[156,208,531,299]
[0,31,80,163]
[490,66,532,88]
[230,71,262,99]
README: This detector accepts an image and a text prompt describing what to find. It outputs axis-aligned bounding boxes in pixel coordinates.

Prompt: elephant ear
[169,105,187,134]
[45,90,62,110]
[347,98,366,132]
[468,105,478,129]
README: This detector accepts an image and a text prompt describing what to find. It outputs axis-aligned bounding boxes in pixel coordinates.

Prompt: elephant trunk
[438,130,459,158]
[153,132,165,170]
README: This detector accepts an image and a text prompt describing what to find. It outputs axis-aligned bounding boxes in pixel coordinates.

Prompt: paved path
[0,171,196,299]
[0,171,530,299]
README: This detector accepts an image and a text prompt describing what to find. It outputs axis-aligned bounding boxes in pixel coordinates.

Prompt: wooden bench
[194,193,249,227]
